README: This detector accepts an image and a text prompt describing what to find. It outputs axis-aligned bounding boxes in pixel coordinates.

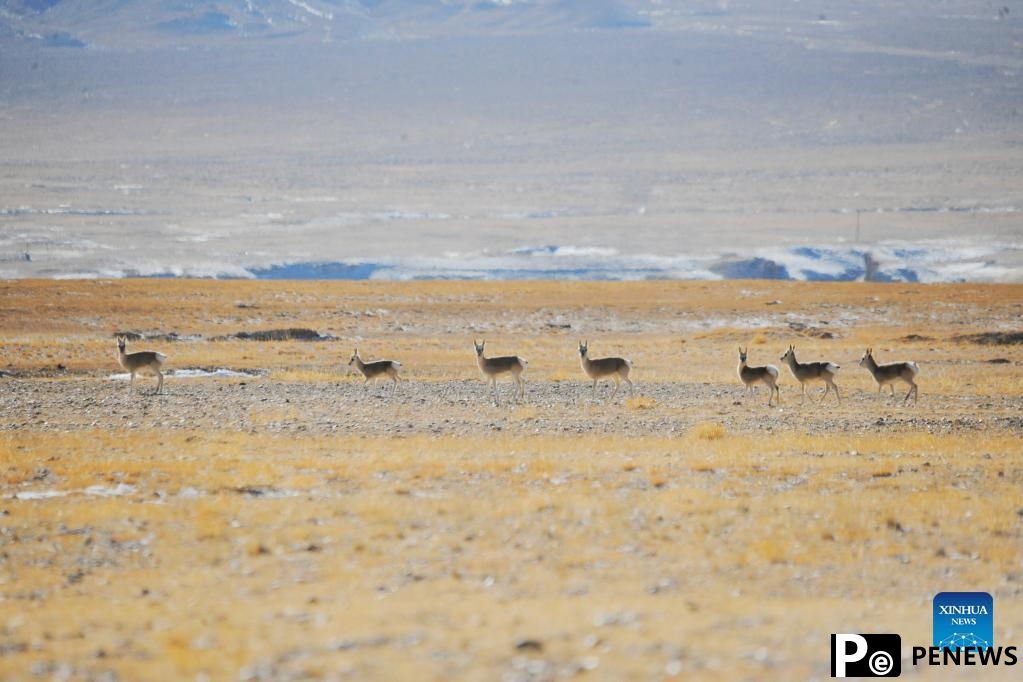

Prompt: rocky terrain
[1,281,1021,680]
[2,375,1022,439]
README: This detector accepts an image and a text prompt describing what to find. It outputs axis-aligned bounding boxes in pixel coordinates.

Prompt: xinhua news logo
[831,634,901,677]
[933,592,993,649]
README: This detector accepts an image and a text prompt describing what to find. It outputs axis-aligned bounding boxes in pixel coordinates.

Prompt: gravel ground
[3,376,1021,438]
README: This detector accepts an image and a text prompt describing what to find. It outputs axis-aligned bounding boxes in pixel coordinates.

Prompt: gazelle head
[116,335,127,353]
[473,339,485,356]
[739,346,750,363]
[579,340,588,358]
[780,345,794,362]
[348,348,360,366]
[858,347,873,367]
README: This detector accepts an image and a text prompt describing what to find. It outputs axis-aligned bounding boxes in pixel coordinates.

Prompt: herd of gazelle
[115,336,920,404]
[738,345,919,405]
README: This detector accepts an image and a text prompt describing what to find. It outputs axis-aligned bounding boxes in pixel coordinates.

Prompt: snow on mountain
[0,0,649,48]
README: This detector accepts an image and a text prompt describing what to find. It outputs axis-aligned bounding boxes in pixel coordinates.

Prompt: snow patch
[13,484,135,500]
[109,368,265,380]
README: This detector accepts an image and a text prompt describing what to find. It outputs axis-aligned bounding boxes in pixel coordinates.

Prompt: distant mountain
[0,0,649,48]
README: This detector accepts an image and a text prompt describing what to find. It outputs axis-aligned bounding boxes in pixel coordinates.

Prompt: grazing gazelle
[859,347,919,404]
[579,340,633,402]
[473,339,527,404]
[348,348,403,395]
[779,344,841,403]
[116,335,167,394]
[737,346,780,406]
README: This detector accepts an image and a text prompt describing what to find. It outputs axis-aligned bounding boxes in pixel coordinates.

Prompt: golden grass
[625,396,657,410]
[510,405,539,420]
[0,280,1021,680]
[690,421,726,440]
[2,428,1021,679]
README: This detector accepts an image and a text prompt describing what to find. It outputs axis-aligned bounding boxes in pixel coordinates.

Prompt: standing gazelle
[780,345,841,403]
[859,348,919,404]
[348,348,403,395]
[116,335,167,394]
[737,346,780,406]
[473,339,527,404]
[579,341,633,402]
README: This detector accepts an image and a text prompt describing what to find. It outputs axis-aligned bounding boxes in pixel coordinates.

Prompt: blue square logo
[933,592,993,649]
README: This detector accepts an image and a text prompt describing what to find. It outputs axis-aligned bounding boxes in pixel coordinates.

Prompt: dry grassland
[1,280,1021,680]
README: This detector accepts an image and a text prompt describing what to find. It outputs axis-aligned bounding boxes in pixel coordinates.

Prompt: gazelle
[779,345,840,403]
[116,335,167,394]
[473,339,527,404]
[737,346,780,406]
[859,348,919,404]
[579,341,633,402]
[348,348,402,395]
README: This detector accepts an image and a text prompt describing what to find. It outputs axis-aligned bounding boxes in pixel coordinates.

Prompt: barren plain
[0,279,1021,680]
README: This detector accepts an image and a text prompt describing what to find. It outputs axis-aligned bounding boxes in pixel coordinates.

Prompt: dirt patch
[953,331,1023,345]
[216,328,330,342]
[788,321,836,339]
[112,331,191,342]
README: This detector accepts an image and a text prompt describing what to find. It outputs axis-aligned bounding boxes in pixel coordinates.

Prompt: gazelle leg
[156,371,163,395]
[608,378,620,403]
[592,378,598,400]
[130,372,135,394]
[624,376,633,397]
[903,382,916,404]
[832,382,841,403]
[819,384,829,403]
[800,383,806,403]
[490,378,499,405]
[765,382,775,406]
